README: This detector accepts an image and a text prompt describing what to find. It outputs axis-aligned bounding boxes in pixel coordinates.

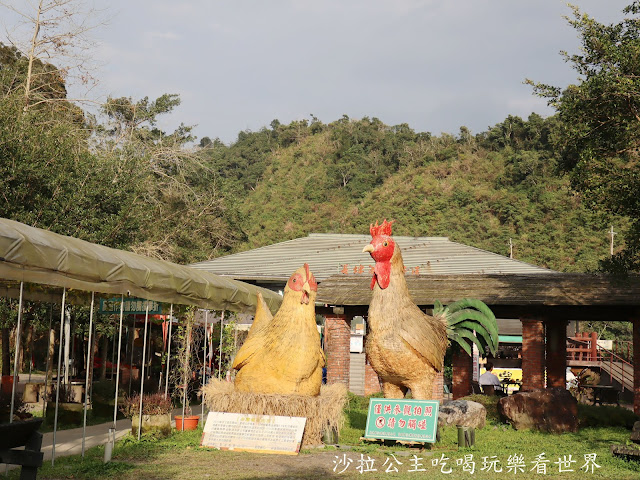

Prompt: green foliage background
[201,114,624,273]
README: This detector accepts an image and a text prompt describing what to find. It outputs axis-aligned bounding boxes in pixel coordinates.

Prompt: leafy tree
[0,87,142,247]
[528,2,640,271]
[96,95,242,263]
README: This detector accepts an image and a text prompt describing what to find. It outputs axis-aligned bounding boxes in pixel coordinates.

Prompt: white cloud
[147,31,181,41]
[33,0,634,142]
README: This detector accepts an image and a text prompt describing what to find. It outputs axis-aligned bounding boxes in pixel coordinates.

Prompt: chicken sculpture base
[203,379,347,447]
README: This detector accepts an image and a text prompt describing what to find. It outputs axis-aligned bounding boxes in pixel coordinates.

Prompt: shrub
[91,379,116,401]
[119,393,172,418]
[460,394,502,424]
[578,404,639,429]
[346,391,383,412]
[570,368,601,404]
[0,391,31,421]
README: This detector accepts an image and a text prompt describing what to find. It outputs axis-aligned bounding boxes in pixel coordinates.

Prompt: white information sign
[201,412,306,455]
[350,334,364,353]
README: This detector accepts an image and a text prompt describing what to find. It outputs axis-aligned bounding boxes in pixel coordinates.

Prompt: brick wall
[634,318,640,415]
[452,344,472,399]
[364,360,381,395]
[546,320,567,388]
[521,318,545,391]
[324,314,351,387]
[432,371,444,402]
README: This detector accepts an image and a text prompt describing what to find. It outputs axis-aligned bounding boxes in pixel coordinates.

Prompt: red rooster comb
[369,219,394,237]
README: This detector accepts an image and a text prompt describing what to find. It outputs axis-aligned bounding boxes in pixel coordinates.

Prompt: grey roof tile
[189,234,552,282]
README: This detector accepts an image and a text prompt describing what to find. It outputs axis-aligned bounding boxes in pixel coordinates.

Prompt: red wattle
[370,274,376,290]
[373,261,391,289]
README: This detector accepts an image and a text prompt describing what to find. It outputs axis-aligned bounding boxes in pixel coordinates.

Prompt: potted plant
[171,307,201,431]
[119,392,172,437]
[0,390,31,422]
[45,384,84,425]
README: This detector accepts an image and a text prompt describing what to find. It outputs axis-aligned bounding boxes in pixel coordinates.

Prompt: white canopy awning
[0,218,281,313]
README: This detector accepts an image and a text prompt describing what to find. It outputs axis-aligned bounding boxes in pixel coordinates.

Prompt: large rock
[631,421,640,444]
[498,388,578,433]
[438,400,486,429]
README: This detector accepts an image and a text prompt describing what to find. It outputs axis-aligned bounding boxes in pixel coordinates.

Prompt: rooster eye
[288,273,304,291]
[383,241,388,247]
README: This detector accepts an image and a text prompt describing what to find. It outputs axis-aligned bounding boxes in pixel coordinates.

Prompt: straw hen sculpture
[363,220,498,399]
[233,264,325,396]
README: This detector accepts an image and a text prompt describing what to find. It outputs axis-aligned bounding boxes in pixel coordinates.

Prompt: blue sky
[2,1,633,144]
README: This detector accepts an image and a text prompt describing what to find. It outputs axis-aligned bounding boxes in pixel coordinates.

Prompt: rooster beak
[362,244,374,254]
[301,283,311,304]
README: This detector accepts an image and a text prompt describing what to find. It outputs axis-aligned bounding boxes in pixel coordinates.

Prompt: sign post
[364,398,439,443]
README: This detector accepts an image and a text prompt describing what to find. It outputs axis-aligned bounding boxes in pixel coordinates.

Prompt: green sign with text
[99,298,162,315]
[364,398,439,443]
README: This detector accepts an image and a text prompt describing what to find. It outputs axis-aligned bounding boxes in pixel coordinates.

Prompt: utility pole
[609,225,616,256]
[509,238,514,259]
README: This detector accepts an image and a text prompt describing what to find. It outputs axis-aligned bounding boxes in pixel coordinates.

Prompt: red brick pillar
[324,314,351,387]
[590,331,598,361]
[452,344,473,399]
[521,318,545,391]
[546,320,567,388]
[431,371,444,402]
[364,360,381,395]
[633,318,640,415]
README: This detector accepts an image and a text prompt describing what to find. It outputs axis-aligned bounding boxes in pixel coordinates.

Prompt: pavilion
[189,233,640,412]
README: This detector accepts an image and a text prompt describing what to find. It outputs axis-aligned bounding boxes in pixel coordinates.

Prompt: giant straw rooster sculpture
[363,219,498,399]
[233,264,325,396]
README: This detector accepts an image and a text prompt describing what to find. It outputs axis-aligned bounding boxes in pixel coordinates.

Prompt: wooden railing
[567,332,600,362]
[566,332,634,392]
[611,340,633,364]
[599,347,634,392]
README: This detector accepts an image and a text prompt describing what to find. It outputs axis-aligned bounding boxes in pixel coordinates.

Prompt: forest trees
[528,2,640,272]
[96,95,243,264]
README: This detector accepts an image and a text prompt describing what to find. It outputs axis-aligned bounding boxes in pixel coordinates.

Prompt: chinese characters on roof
[341,264,423,275]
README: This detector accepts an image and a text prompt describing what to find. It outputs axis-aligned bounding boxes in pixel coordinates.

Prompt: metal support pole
[181,378,186,431]
[201,310,208,424]
[9,282,24,423]
[181,316,190,431]
[164,304,173,398]
[28,325,34,383]
[113,295,125,428]
[42,305,53,418]
[111,329,117,381]
[137,302,150,441]
[218,311,225,379]
[52,288,66,466]
[63,309,70,386]
[82,292,95,458]
[128,317,135,397]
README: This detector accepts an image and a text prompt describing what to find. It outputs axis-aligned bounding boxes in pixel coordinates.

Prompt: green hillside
[202,115,627,273]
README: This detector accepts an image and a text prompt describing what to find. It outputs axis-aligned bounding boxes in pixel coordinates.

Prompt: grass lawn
[11,394,640,480]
